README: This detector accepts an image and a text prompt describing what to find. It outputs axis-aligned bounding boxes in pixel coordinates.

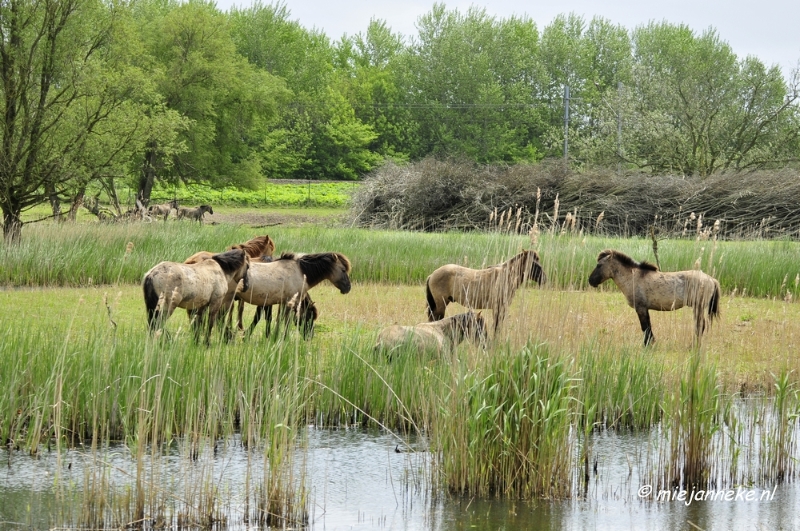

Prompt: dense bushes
[348,158,800,239]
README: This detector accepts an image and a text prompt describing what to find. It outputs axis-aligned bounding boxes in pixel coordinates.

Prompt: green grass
[2,222,799,300]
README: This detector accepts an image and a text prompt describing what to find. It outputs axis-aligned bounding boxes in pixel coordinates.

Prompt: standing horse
[425,250,545,333]
[143,249,251,344]
[234,252,351,337]
[184,234,275,265]
[375,311,487,358]
[177,205,214,223]
[587,249,721,346]
[148,199,179,221]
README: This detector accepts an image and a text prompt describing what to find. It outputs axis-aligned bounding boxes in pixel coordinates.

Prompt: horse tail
[425,277,437,321]
[143,275,160,330]
[708,279,721,322]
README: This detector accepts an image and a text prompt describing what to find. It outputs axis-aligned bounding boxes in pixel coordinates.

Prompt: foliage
[149,181,355,207]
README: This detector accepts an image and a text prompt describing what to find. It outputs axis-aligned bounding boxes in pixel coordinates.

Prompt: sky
[215,0,800,79]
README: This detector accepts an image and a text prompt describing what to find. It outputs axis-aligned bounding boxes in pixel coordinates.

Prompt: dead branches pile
[348,158,800,239]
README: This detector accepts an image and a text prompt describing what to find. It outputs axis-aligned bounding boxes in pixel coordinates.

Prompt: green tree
[0,0,157,242]
[230,1,381,179]
[134,0,286,201]
[402,4,547,162]
[604,23,800,175]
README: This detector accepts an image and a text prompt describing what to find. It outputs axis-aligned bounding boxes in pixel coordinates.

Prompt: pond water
[1,427,798,530]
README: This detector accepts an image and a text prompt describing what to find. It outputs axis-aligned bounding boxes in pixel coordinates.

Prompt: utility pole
[616,81,623,175]
[563,85,570,163]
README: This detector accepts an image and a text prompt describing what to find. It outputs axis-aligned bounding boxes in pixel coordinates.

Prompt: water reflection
[1,428,798,530]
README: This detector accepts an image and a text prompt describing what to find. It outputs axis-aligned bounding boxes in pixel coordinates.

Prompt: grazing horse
[425,250,546,333]
[234,252,351,335]
[250,292,319,339]
[375,311,487,358]
[587,249,721,346]
[148,199,179,221]
[143,249,251,344]
[177,205,214,223]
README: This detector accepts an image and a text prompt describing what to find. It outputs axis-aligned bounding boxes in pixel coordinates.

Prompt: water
[1,427,799,530]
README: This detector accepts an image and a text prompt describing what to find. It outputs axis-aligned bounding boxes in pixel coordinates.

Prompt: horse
[233,252,351,335]
[250,291,319,339]
[142,249,251,345]
[177,205,214,223]
[184,234,275,265]
[375,311,487,358]
[425,250,546,333]
[587,249,721,346]
[183,235,275,338]
[147,199,179,222]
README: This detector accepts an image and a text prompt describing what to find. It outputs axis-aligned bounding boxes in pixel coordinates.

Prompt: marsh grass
[1,222,798,301]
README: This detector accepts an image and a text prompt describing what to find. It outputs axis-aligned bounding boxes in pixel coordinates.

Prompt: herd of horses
[148,200,214,223]
[141,235,722,352]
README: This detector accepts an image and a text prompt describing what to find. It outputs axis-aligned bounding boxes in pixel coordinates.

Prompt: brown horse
[588,249,721,346]
[375,311,487,358]
[177,205,213,223]
[143,249,251,344]
[148,199,179,221]
[234,252,351,334]
[425,250,545,333]
[184,234,275,265]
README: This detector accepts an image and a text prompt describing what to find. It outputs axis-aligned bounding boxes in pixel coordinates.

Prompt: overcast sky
[215,0,799,78]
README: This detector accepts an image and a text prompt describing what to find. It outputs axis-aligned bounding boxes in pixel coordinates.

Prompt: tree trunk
[67,188,85,222]
[46,183,62,222]
[138,142,160,205]
[2,207,23,244]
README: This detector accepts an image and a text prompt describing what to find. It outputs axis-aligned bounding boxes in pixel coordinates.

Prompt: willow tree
[0,0,144,242]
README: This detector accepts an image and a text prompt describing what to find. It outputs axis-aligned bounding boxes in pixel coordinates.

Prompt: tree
[0,0,152,242]
[134,0,286,201]
[608,23,800,175]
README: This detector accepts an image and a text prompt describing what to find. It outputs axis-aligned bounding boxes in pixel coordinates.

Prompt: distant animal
[425,250,546,333]
[375,311,488,358]
[587,249,721,346]
[177,205,214,223]
[147,199,179,221]
[233,252,351,335]
[142,249,251,344]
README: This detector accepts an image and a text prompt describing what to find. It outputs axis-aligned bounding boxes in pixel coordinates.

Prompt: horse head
[331,253,352,294]
[588,250,614,287]
[213,249,250,291]
[523,250,546,285]
[458,311,488,346]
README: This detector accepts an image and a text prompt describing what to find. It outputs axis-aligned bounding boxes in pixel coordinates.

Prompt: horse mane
[211,249,247,274]
[600,249,659,272]
[230,234,274,258]
[279,252,352,285]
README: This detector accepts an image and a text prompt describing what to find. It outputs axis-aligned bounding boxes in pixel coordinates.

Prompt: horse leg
[264,305,273,338]
[249,306,263,336]
[636,308,654,346]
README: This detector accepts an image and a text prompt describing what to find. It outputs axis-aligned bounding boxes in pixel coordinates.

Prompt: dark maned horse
[425,250,546,333]
[177,205,214,223]
[148,199,179,221]
[143,249,251,344]
[233,252,351,337]
[588,249,721,346]
[375,311,487,358]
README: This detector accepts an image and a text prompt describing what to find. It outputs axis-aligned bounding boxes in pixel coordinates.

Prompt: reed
[435,343,576,499]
